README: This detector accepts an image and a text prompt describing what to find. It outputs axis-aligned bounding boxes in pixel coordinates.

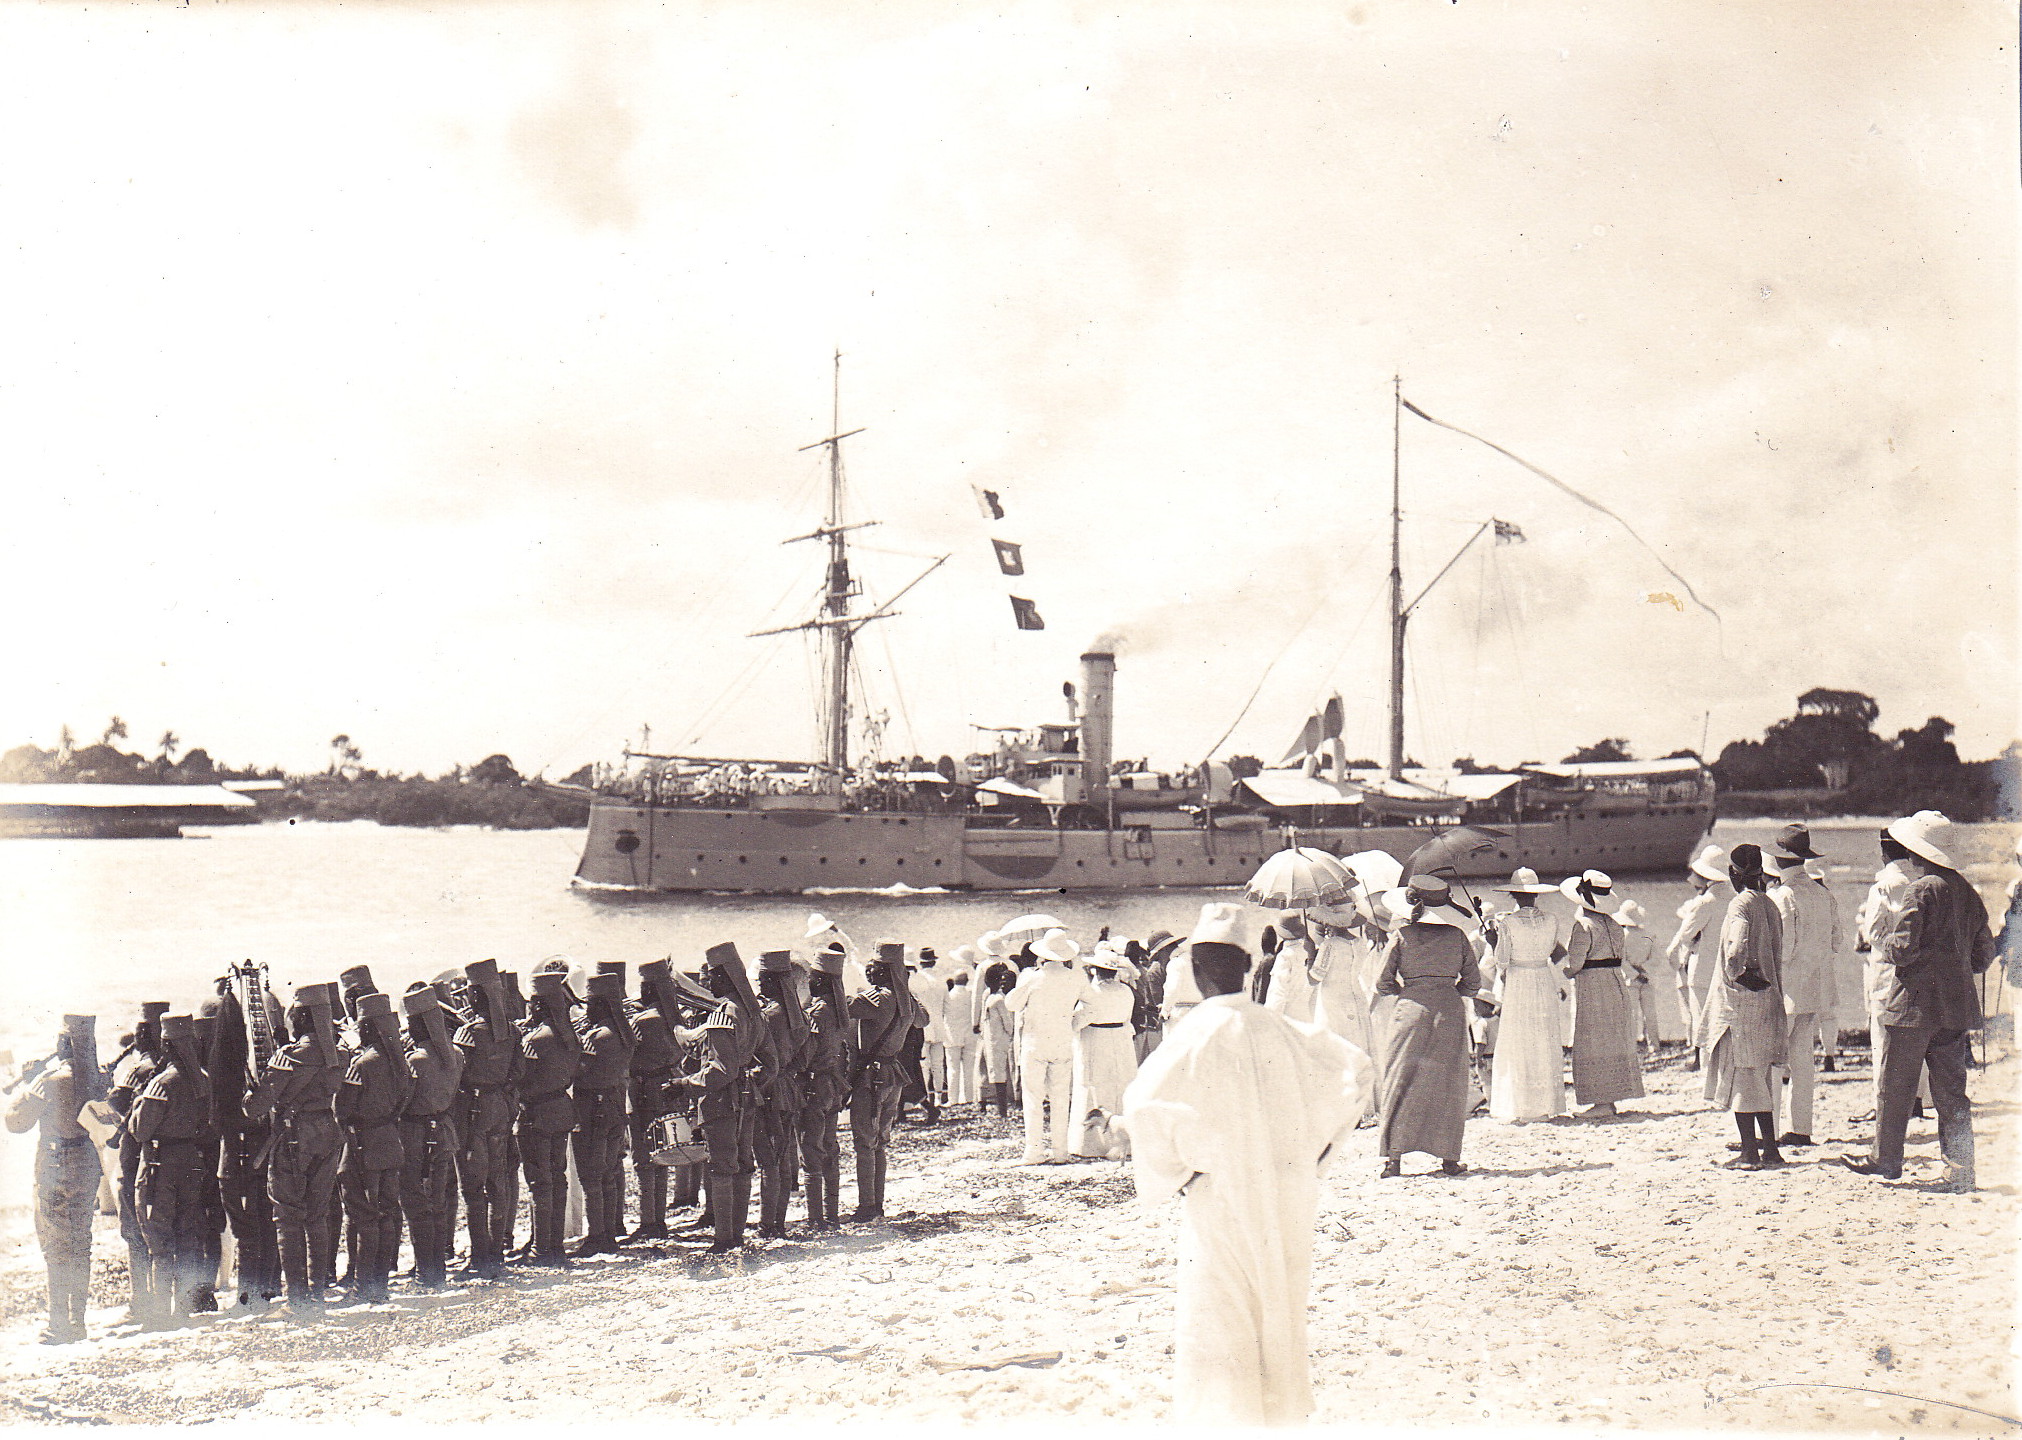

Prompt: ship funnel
[1079,652,1115,799]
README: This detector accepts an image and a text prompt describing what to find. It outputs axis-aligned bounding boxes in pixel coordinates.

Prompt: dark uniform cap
[464,958,501,988]
[339,964,377,995]
[759,950,794,974]
[876,942,906,967]
[704,941,742,972]
[160,1013,196,1042]
[594,961,627,980]
[585,972,625,1000]
[140,1001,172,1021]
[401,983,440,1018]
[356,991,398,1023]
[638,959,671,982]
[531,971,575,1000]
[813,949,847,978]
[295,982,340,1010]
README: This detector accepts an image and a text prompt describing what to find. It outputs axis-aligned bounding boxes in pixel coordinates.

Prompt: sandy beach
[0,1042,2011,1431]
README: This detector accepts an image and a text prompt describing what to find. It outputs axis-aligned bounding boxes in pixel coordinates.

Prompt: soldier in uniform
[108,1001,169,1326]
[186,998,233,1313]
[677,942,763,1253]
[498,969,528,1258]
[333,965,380,1290]
[336,989,411,1304]
[398,983,463,1288]
[624,960,687,1241]
[800,948,853,1229]
[518,969,583,1266]
[245,983,344,1311]
[208,978,282,1309]
[453,960,520,1280]
[848,942,921,1221]
[6,1016,103,1344]
[755,951,810,1238]
[572,965,636,1255]
[130,1013,219,1326]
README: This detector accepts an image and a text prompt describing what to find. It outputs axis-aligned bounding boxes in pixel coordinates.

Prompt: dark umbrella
[1400,825,1511,918]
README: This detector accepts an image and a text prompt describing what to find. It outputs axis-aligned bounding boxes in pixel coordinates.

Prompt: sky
[0,0,2014,781]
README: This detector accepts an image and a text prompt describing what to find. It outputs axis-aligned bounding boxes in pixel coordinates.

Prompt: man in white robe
[1122,902,1374,1426]
[1767,827,1842,1146]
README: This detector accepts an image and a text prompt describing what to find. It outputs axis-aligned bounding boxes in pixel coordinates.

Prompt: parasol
[1244,847,1355,910]
[1400,826,1509,883]
[997,913,1067,946]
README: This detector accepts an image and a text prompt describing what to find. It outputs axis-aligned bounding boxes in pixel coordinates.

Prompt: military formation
[4,928,968,1343]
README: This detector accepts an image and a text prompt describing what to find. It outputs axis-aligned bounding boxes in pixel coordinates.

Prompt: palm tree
[157,731,180,763]
[57,725,75,759]
[101,716,128,746]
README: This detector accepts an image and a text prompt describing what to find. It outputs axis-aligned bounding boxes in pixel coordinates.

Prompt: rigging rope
[1400,397,1723,628]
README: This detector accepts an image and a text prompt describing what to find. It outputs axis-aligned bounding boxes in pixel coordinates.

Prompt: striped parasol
[1244,847,1355,910]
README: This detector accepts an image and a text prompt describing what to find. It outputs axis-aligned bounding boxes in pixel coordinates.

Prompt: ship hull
[574,801,1714,893]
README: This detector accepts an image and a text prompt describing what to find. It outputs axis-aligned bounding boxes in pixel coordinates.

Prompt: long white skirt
[1490,963,1567,1122]
[1072,1026,1139,1157]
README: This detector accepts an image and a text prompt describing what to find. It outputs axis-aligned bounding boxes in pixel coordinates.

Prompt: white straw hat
[1887,810,1957,869]
[1688,845,1728,882]
[1559,870,1617,912]
[1086,940,1139,980]
[1032,929,1080,965]
[1497,866,1558,895]
[1615,898,1647,929]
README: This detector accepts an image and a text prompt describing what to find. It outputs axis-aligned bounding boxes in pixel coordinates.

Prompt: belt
[1085,1022,1127,1029]
[41,1135,93,1148]
[464,1083,513,1095]
[403,1112,450,1123]
[1581,959,1623,970]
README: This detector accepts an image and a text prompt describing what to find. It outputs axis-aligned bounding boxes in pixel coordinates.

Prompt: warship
[569,374,1713,893]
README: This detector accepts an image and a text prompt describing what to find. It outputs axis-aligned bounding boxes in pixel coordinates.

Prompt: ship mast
[1387,375,1406,780]
[818,353,855,791]
[756,353,949,795]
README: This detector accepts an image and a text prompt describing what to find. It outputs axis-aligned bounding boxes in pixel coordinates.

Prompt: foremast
[754,353,946,796]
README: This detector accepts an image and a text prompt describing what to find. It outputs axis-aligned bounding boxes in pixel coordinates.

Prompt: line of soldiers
[7,937,931,1342]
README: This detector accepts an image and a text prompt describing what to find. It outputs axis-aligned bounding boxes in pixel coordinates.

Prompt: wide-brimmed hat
[1498,866,1558,895]
[805,912,841,941]
[1615,899,1647,929]
[1085,940,1138,980]
[1688,845,1728,882]
[1378,875,1473,928]
[1033,929,1080,966]
[975,930,1006,957]
[1728,843,1768,884]
[1887,810,1957,869]
[1772,823,1821,861]
[1559,870,1617,912]
[950,944,979,969]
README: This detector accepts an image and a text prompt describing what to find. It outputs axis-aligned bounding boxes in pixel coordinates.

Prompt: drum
[646,1113,708,1167]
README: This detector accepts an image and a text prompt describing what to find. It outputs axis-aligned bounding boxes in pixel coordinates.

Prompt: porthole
[859,858,868,865]
[896,859,905,867]
[696,854,705,863]
[738,856,748,864]
[819,857,828,865]
[934,859,942,867]
[1077,860,1085,867]
[779,857,790,865]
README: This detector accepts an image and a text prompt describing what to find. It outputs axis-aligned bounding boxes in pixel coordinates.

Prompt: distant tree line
[0,721,588,830]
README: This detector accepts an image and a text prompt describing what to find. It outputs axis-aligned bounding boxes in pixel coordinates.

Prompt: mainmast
[818,354,855,790]
[757,354,948,796]
[1387,374,1406,780]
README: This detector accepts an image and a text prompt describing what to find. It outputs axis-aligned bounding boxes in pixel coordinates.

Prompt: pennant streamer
[992,539,1025,576]
[1010,596,1046,631]
[1402,397,1720,625]
[1493,519,1526,545]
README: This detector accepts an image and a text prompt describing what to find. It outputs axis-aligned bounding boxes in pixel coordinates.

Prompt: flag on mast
[991,539,1025,576]
[1009,596,1045,631]
[972,485,1006,521]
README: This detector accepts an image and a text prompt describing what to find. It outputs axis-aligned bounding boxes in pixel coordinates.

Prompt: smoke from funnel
[1090,630,1128,654]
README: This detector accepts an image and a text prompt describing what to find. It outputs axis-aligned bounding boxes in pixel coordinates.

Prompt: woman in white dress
[1484,867,1568,1122]
[1071,944,1140,1158]
[977,963,1019,1118]
[1560,869,1647,1119]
